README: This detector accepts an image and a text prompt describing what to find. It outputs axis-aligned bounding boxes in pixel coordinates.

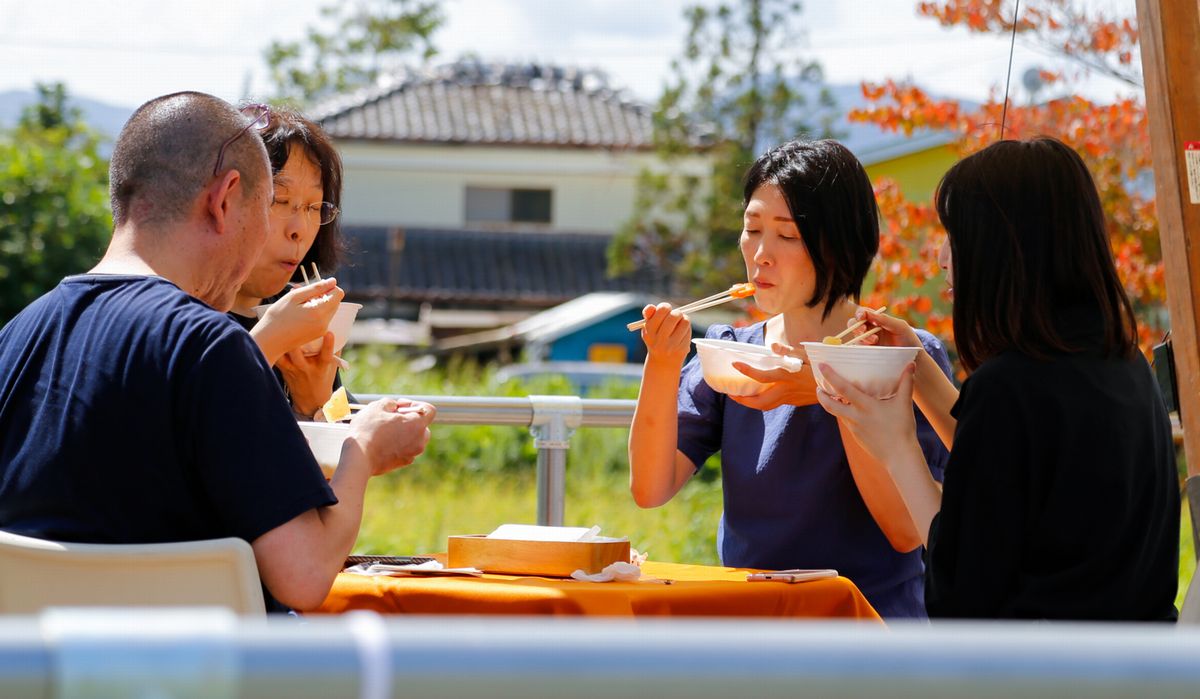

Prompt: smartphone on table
[746,569,838,583]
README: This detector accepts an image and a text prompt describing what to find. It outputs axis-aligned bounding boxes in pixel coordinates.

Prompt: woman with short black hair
[818,137,1179,620]
[229,107,351,419]
[629,139,954,619]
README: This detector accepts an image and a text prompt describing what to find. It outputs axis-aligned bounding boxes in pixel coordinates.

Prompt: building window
[465,187,552,225]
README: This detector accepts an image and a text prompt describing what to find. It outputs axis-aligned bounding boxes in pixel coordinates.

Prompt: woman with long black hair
[815,137,1179,620]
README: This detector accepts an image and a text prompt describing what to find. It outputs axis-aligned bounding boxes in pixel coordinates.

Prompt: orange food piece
[822,336,843,345]
[731,282,756,299]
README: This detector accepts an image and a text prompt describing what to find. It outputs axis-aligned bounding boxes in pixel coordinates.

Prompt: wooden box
[447,535,630,577]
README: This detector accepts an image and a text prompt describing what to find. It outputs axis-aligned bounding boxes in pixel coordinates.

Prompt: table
[316,560,881,621]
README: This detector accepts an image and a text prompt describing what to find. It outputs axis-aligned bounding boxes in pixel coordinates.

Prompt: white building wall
[335,142,710,233]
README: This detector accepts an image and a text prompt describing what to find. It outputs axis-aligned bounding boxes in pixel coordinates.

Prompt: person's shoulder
[703,321,763,343]
[959,352,1030,397]
[913,327,953,358]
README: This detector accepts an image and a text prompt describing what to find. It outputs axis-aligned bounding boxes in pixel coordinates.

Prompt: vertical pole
[535,448,567,527]
[529,396,581,526]
[1137,0,1200,555]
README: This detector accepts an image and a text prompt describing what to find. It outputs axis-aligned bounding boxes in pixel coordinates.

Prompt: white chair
[0,530,265,615]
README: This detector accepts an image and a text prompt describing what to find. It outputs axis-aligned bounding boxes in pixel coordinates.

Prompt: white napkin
[570,560,643,582]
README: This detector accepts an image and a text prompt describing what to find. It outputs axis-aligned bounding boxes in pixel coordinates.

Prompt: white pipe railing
[4,609,1200,699]
[357,394,635,526]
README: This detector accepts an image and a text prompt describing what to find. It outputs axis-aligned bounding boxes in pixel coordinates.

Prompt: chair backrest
[0,531,265,615]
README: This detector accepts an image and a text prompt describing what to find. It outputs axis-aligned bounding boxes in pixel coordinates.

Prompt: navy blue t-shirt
[0,275,337,610]
[677,322,952,619]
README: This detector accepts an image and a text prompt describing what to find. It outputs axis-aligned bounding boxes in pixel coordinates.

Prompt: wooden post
[1137,0,1200,478]
[1139,0,1200,559]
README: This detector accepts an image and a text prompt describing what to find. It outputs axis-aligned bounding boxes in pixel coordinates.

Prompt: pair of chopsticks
[297,261,351,369]
[343,402,428,416]
[830,306,887,346]
[298,262,322,286]
[627,283,756,332]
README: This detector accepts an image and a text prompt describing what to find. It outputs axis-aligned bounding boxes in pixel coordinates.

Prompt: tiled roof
[315,61,653,149]
[338,227,677,308]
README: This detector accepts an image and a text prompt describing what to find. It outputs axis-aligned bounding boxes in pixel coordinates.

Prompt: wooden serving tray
[447,535,630,577]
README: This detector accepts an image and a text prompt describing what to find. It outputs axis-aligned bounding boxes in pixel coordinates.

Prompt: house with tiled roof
[315,60,708,338]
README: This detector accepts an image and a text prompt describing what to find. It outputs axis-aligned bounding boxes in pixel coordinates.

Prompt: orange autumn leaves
[854,0,1163,358]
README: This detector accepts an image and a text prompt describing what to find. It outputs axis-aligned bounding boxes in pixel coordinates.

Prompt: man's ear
[205,169,242,235]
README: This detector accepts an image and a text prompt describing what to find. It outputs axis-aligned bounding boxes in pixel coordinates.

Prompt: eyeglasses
[270,199,340,226]
[212,103,271,177]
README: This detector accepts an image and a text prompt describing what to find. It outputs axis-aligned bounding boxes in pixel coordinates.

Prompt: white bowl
[254,301,362,356]
[800,342,919,399]
[297,421,349,478]
[693,338,804,396]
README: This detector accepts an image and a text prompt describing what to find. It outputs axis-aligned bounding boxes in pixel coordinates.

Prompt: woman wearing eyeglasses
[228,106,350,419]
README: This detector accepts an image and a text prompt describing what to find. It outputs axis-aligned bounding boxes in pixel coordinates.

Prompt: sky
[0,0,1141,111]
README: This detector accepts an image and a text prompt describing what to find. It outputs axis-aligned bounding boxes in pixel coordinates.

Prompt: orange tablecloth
[316,560,880,621]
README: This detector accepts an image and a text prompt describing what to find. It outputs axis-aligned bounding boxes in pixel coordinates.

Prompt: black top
[227,311,350,414]
[0,276,337,612]
[926,307,1179,621]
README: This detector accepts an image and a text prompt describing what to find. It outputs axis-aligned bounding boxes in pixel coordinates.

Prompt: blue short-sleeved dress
[677,321,953,618]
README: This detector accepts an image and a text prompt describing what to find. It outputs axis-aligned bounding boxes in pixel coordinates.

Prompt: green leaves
[0,83,112,324]
[264,0,444,106]
[610,0,840,294]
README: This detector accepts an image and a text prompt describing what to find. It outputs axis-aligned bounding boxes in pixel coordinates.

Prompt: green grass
[1179,502,1195,611]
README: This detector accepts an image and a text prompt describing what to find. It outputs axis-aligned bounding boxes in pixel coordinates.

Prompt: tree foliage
[853,0,1162,354]
[0,83,111,324]
[610,0,839,294]
[264,0,444,106]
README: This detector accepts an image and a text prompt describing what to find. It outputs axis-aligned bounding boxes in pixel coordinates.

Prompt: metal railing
[5,609,1200,698]
[358,394,636,526]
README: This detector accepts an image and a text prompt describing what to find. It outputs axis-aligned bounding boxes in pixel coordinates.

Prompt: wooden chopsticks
[299,262,322,286]
[627,283,756,332]
[842,326,882,346]
[825,305,887,344]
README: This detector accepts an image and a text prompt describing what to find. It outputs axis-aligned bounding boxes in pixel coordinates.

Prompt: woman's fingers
[817,363,874,405]
[288,277,339,303]
[316,332,335,361]
[770,342,807,361]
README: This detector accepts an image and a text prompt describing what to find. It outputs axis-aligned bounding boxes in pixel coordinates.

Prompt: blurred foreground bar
[1,609,1199,698]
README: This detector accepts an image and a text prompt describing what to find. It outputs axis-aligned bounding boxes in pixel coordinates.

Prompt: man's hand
[277,332,340,418]
[345,398,436,475]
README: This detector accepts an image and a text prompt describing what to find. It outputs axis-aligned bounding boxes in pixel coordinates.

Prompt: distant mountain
[0,90,133,140]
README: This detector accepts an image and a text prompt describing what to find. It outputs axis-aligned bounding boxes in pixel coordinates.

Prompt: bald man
[0,92,434,612]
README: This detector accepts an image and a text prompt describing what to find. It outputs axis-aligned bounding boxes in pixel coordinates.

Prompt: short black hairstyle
[259,107,344,277]
[936,137,1138,370]
[743,139,880,319]
[109,92,267,227]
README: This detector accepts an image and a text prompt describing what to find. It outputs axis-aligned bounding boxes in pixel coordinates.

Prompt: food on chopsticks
[626,282,756,332]
[821,305,887,346]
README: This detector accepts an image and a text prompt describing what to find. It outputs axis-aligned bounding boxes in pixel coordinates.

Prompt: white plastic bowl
[254,301,362,356]
[693,338,804,396]
[800,342,920,399]
[297,421,349,478]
